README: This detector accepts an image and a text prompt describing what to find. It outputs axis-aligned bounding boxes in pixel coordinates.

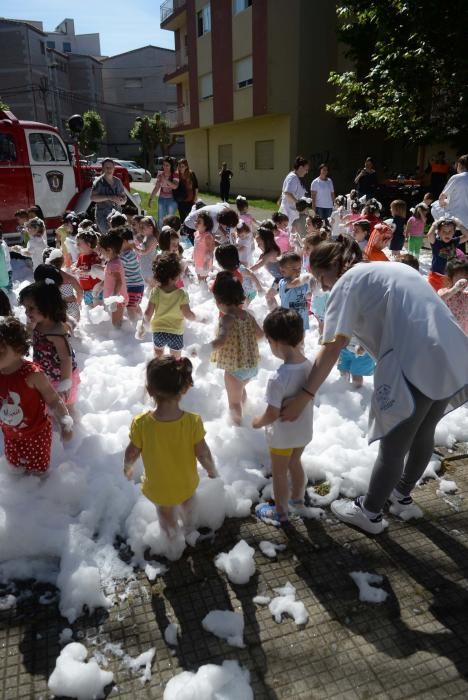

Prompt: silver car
[113,159,152,183]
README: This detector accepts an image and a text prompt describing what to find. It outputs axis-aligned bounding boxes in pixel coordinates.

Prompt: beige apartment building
[160,0,416,198]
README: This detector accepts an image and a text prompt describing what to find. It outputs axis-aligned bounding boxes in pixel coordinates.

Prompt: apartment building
[101,45,181,160]
[160,0,416,197]
[0,18,103,137]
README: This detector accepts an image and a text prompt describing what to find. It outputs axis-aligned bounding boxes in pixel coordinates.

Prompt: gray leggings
[364,383,450,513]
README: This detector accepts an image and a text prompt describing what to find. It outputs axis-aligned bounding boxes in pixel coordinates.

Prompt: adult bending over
[90,159,127,233]
[281,238,468,534]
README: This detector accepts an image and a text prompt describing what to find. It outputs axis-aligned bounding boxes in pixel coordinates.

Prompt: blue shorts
[338,347,375,376]
[227,367,258,382]
[153,332,184,351]
[84,289,103,305]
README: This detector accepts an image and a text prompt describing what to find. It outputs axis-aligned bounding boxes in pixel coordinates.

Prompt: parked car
[97,158,151,183]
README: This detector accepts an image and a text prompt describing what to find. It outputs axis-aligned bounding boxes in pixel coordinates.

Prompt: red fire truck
[0,110,141,242]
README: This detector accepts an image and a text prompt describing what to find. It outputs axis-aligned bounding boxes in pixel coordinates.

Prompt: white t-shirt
[183,202,229,233]
[440,171,468,227]
[279,172,306,226]
[265,359,314,449]
[323,262,468,441]
[311,177,334,208]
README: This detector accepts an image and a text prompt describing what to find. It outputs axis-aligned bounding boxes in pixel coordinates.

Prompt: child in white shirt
[252,308,313,526]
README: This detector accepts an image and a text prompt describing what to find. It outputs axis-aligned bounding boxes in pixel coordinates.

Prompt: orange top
[365,226,392,262]
[366,246,389,262]
[431,162,449,174]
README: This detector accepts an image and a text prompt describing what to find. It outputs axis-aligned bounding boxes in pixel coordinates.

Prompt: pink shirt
[406,216,424,237]
[439,287,468,335]
[275,228,290,253]
[104,257,128,303]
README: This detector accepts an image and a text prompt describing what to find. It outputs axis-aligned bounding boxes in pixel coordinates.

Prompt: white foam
[163,660,253,700]
[202,610,245,647]
[48,642,113,700]
[214,540,256,584]
[269,582,308,625]
[350,571,388,603]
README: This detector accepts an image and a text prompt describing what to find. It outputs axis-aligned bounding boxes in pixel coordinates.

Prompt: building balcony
[160,0,187,30]
[164,105,191,130]
[164,63,189,84]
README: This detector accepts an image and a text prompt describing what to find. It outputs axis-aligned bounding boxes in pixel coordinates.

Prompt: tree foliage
[78,111,106,155]
[0,97,10,111]
[327,1,468,145]
[130,113,171,171]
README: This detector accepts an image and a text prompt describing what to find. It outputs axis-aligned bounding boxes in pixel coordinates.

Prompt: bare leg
[180,496,195,532]
[157,505,179,537]
[169,348,182,359]
[351,374,363,388]
[224,371,247,425]
[340,370,350,382]
[111,304,124,328]
[288,447,306,502]
[270,453,291,518]
[127,306,142,322]
[153,345,164,358]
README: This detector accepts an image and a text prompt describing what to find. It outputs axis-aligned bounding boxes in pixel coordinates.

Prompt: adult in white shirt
[279,156,309,230]
[438,154,468,228]
[281,238,468,535]
[310,164,335,220]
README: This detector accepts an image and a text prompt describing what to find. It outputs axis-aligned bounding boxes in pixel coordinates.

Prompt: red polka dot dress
[0,361,52,473]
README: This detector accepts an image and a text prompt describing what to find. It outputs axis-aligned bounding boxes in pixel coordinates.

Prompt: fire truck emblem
[46,170,64,193]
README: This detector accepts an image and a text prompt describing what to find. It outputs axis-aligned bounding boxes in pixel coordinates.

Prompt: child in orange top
[365,222,393,262]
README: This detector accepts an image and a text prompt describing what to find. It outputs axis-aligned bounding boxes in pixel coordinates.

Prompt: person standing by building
[90,159,127,234]
[279,156,310,230]
[176,158,199,221]
[149,157,180,230]
[219,163,233,202]
[428,151,450,199]
[354,157,378,200]
[310,164,335,220]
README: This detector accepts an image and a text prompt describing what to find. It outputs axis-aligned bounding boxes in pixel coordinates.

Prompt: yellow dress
[212,312,259,371]
[129,410,205,506]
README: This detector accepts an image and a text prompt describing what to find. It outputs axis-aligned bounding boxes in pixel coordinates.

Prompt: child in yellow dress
[123,357,217,536]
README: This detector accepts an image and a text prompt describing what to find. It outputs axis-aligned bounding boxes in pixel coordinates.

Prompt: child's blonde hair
[390,200,407,217]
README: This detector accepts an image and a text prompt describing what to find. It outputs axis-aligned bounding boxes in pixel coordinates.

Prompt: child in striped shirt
[119,227,145,321]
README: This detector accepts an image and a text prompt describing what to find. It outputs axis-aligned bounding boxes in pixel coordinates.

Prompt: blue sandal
[255,503,288,527]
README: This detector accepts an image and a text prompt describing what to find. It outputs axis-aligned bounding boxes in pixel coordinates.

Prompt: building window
[218,144,233,168]
[40,41,45,55]
[233,0,252,14]
[63,42,72,52]
[255,140,274,170]
[124,77,143,88]
[0,134,17,162]
[235,56,253,89]
[28,132,68,162]
[46,41,56,49]
[199,73,213,100]
[197,4,211,37]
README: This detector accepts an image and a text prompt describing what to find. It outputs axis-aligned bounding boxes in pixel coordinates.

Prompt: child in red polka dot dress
[0,318,73,474]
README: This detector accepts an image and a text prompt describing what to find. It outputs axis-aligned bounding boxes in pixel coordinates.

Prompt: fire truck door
[25,130,77,217]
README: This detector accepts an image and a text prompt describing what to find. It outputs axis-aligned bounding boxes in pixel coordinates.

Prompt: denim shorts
[227,367,258,382]
[152,331,184,350]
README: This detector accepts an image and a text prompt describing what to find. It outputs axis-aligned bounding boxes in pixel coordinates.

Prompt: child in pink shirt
[438,258,468,334]
[99,232,128,328]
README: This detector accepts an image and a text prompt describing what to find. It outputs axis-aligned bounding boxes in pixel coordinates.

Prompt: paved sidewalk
[1,446,468,699]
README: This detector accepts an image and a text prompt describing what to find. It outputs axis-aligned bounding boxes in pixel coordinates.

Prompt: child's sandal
[255,503,288,527]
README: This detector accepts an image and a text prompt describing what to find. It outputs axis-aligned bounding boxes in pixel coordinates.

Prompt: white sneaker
[387,493,423,521]
[331,498,388,535]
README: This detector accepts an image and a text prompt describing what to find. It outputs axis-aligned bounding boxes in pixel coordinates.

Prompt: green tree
[0,97,10,111]
[327,1,468,145]
[78,111,106,155]
[130,113,171,172]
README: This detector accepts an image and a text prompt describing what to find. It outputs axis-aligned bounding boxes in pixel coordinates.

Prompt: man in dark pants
[219,163,233,202]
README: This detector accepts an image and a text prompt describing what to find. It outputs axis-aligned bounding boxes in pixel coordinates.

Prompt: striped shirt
[120,249,144,287]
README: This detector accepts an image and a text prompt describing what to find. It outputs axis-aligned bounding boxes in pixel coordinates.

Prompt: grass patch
[313,482,331,496]
[131,188,278,217]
